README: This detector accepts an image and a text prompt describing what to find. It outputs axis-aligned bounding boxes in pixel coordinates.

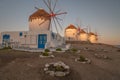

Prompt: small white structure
[0,9,64,49]
[65,24,98,43]
[65,24,77,41]
[77,29,88,41]
[88,32,98,43]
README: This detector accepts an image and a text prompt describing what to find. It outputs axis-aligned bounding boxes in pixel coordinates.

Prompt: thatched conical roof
[29,9,50,21]
[80,29,86,33]
[88,32,96,36]
[65,24,77,30]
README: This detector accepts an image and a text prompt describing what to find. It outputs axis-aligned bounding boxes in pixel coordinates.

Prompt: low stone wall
[44,61,70,77]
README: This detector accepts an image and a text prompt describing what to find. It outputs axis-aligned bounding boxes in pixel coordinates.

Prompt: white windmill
[76,21,88,41]
[88,26,98,43]
[30,0,67,34]
[29,0,67,48]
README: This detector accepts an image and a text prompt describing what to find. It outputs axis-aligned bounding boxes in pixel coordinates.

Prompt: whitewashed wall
[1,31,27,47]
[78,33,88,41]
[88,35,97,43]
[0,31,52,48]
[1,31,21,42]
[27,31,51,48]
[29,18,50,32]
[65,29,77,41]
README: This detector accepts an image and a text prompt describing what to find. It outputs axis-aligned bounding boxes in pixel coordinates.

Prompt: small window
[19,32,23,37]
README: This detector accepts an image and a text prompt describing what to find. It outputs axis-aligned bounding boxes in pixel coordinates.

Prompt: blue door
[38,34,47,49]
[2,34,10,46]
[3,34,10,43]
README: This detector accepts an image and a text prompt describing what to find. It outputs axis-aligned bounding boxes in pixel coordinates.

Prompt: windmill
[87,26,99,43]
[75,20,88,41]
[35,0,67,34]
[76,19,88,34]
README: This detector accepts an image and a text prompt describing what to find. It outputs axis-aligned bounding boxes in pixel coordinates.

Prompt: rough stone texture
[44,61,70,77]
[49,71,55,76]
[75,58,91,64]
[55,72,66,77]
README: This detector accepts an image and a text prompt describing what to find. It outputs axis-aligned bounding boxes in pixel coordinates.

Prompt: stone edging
[44,61,70,77]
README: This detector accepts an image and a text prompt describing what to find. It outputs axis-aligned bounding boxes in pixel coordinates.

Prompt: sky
[0,0,120,45]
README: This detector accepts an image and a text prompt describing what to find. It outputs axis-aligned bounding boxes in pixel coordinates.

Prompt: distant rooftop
[65,24,77,30]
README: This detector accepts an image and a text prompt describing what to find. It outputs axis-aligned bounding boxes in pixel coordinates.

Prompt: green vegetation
[56,48,62,51]
[55,65,65,72]
[48,64,66,72]
[44,49,50,52]
[79,55,86,62]
[71,48,77,52]
[1,46,12,50]
[42,52,49,56]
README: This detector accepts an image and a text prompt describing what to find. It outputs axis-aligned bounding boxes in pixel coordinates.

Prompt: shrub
[71,48,77,52]
[55,65,65,72]
[56,48,62,51]
[42,52,49,56]
[48,64,67,72]
[2,46,12,50]
[79,55,86,62]
[44,49,50,52]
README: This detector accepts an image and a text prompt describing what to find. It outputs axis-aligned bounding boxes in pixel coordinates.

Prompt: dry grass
[0,43,120,80]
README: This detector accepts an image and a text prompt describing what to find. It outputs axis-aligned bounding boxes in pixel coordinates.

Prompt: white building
[65,24,77,41]
[65,24,98,43]
[88,32,98,43]
[0,9,64,49]
[77,29,88,41]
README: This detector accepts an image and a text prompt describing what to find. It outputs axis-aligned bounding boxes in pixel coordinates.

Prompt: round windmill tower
[88,32,98,43]
[29,0,67,34]
[29,0,67,48]
[76,23,88,41]
[29,9,50,32]
[88,27,98,43]
[65,24,77,41]
[78,29,88,41]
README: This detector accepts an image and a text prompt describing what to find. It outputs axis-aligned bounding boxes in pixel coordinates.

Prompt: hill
[0,43,120,80]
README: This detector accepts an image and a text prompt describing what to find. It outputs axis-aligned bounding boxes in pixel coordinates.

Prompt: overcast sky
[0,0,120,45]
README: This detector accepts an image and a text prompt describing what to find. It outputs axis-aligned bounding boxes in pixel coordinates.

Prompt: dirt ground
[0,43,120,80]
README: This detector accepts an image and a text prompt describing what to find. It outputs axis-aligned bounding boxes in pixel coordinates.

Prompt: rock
[50,55,55,58]
[40,54,55,58]
[87,60,91,64]
[44,68,48,71]
[77,50,81,53]
[54,63,59,67]
[45,64,49,67]
[49,71,55,76]
[44,61,70,77]
[66,44,71,50]
[55,72,66,77]
[39,55,43,58]
[75,58,78,62]
[64,65,70,69]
